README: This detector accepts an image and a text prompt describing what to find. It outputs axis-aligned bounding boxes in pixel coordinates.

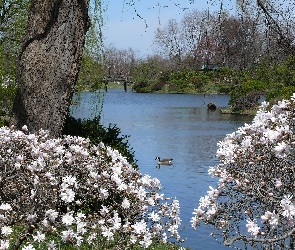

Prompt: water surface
[71,89,253,250]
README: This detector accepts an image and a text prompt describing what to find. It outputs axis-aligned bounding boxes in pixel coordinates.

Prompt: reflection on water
[70,89,253,250]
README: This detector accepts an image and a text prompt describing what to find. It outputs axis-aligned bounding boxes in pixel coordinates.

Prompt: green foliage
[0,80,17,126]
[62,116,137,168]
[226,56,295,110]
[132,59,163,92]
[0,1,30,126]
[78,55,103,91]
[229,79,266,105]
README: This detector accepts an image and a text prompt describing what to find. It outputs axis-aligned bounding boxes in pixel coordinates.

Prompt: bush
[0,126,182,249]
[62,116,137,168]
[192,94,295,248]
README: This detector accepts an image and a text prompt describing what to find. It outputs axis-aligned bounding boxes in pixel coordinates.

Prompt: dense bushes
[132,67,235,94]
[62,116,137,168]
[0,126,182,249]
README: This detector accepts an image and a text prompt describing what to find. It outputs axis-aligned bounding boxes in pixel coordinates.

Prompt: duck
[155,156,173,166]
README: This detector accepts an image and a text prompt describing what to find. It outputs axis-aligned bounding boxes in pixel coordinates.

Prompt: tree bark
[11,0,90,137]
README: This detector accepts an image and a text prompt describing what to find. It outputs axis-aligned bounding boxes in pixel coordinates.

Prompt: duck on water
[155,156,173,168]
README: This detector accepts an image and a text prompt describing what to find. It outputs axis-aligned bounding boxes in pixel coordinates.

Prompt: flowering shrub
[191,93,295,249]
[0,126,182,249]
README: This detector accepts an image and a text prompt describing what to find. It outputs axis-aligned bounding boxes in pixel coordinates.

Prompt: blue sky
[103,0,233,57]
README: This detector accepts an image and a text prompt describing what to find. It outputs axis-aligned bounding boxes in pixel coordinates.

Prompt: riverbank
[220,107,258,116]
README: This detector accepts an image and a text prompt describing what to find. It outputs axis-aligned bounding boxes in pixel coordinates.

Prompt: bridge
[103,77,134,92]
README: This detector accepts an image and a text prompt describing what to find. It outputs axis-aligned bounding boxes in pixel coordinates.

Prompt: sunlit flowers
[0,126,182,249]
[192,93,295,248]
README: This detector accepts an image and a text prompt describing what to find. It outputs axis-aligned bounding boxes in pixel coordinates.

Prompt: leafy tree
[0,0,30,125]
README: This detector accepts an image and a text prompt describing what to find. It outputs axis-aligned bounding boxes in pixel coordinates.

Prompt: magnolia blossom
[99,188,109,199]
[274,141,290,158]
[148,211,161,222]
[61,229,75,242]
[246,219,260,237]
[131,220,147,234]
[261,211,279,229]
[101,227,114,241]
[60,188,75,203]
[0,240,9,250]
[121,198,130,209]
[62,213,75,226]
[0,126,183,249]
[1,226,12,236]
[33,231,46,243]
[45,209,59,222]
[22,245,36,250]
[0,204,11,211]
[192,94,295,247]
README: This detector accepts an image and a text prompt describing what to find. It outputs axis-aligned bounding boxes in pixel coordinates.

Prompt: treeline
[94,2,295,112]
[1,0,295,115]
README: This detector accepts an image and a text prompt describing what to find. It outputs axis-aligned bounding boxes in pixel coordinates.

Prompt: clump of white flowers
[0,126,182,249]
[191,93,295,249]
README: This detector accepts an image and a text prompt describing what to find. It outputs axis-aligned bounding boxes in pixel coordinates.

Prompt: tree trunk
[11,0,90,137]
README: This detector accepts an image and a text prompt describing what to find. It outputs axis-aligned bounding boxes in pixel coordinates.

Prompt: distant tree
[154,19,184,64]
[104,45,136,82]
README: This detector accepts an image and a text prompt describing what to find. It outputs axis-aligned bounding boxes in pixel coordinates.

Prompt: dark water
[70,89,253,250]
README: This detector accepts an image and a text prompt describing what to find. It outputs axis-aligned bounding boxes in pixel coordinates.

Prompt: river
[70,89,253,250]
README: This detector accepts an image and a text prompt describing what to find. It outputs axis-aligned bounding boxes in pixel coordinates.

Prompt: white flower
[241,136,252,148]
[61,229,74,242]
[207,186,221,200]
[77,222,87,235]
[121,198,130,209]
[62,213,75,226]
[22,244,36,250]
[140,174,151,186]
[192,208,205,217]
[101,227,114,241]
[33,231,45,243]
[62,176,77,187]
[87,233,97,244]
[47,240,56,250]
[110,212,121,230]
[0,203,12,211]
[0,240,9,249]
[139,232,152,248]
[246,219,260,237]
[131,220,147,234]
[148,211,161,222]
[60,188,75,203]
[274,141,290,158]
[261,210,279,228]
[1,226,12,236]
[75,212,86,222]
[22,125,28,131]
[100,206,109,216]
[281,203,295,219]
[45,209,59,222]
[199,195,211,209]
[26,213,37,222]
[99,188,109,199]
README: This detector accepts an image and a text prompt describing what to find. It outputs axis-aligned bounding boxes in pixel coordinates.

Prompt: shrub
[192,94,295,249]
[62,116,137,168]
[0,126,182,249]
[0,79,17,126]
